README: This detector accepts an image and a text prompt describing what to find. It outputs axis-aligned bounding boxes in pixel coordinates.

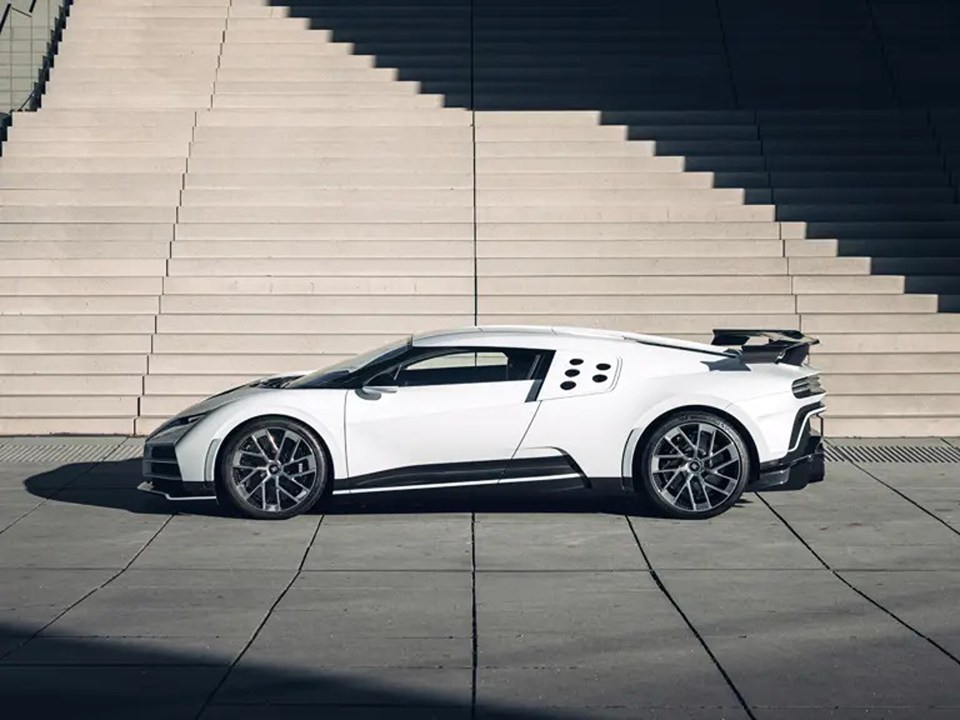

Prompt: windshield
[285,336,412,388]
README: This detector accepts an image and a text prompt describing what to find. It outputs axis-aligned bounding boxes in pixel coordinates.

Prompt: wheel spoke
[649,420,743,515]
[230,425,322,514]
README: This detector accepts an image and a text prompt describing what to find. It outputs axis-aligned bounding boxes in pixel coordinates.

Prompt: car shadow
[14,459,762,519]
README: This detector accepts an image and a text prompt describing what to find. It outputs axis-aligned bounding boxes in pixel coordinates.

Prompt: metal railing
[0,0,71,117]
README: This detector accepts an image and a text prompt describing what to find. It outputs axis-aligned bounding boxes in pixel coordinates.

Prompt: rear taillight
[792,375,824,398]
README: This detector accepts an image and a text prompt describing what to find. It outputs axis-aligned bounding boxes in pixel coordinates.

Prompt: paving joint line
[470,511,478,720]
[192,515,325,719]
[755,494,960,668]
[625,516,757,720]
[0,512,174,663]
[853,461,960,538]
[0,436,128,537]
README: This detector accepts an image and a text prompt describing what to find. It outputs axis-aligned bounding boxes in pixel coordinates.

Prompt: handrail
[1,0,70,114]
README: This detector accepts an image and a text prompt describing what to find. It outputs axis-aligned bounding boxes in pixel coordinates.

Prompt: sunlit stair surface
[0,0,958,437]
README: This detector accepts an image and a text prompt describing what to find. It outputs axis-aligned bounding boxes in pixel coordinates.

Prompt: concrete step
[0,395,139,418]
[167,258,470,276]
[0,315,155,334]
[177,205,472,223]
[827,395,960,417]
[826,374,960,395]
[188,140,472,158]
[0,335,152,354]
[212,95,447,109]
[476,205,776,222]
[478,239,784,258]
[8,125,195,143]
[170,241,470,259]
[792,275,905,294]
[183,172,473,189]
[186,157,473,173]
[0,157,188,173]
[479,276,791,294]
[478,258,787,275]
[152,334,395,355]
[159,294,474,314]
[0,207,176,223]
[478,295,797,314]
[824,417,960,438]
[191,126,473,142]
[0,375,143,396]
[147,353,350,375]
[476,313,799,334]
[802,314,960,333]
[162,276,471,295]
[0,223,173,241]
[174,222,472,241]
[179,188,474,206]
[1,243,169,259]
[0,277,162,295]
[818,333,960,354]
[0,260,167,277]
[797,294,938,313]
[816,353,960,373]
[476,188,754,205]
[0,297,160,315]
[0,189,180,206]
[143,374,256,397]
[0,418,137,435]
[196,109,470,127]
[477,222,782,240]
[0,354,147,374]
[156,314,453,334]
[0,174,183,190]
[2,141,190,158]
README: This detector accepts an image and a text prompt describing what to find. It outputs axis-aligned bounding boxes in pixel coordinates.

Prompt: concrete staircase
[0,0,958,437]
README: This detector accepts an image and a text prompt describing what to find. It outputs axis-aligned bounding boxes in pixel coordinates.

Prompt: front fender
[175,392,348,486]
[619,394,771,478]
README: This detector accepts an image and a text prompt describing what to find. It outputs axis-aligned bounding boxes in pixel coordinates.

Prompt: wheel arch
[210,412,338,492]
[621,404,761,491]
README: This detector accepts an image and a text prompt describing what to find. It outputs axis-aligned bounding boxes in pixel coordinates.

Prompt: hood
[151,372,306,436]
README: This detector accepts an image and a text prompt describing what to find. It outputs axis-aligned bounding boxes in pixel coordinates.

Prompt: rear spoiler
[711,329,819,366]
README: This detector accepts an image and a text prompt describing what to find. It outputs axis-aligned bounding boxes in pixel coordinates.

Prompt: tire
[636,411,751,520]
[216,416,329,520]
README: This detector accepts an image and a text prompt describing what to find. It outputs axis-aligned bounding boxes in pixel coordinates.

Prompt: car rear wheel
[638,411,751,519]
[217,417,328,520]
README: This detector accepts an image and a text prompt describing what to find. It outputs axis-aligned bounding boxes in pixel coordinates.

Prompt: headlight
[151,412,208,438]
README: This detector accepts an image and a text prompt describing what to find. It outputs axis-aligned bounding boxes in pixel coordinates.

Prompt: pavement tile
[476,572,739,710]
[839,570,960,659]
[215,665,472,706]
[658,569,960,708]
[632,500,820,570]
[39,585,280,638]
[129,514,319,570]
[858,462,959,490]
[0,665,224,719]
[881,487,960,532]
[305,514,472,571]
[0,568,115,637]
[0,462,94,492]
[202,707,470,720]
[3,635,245,666]
[751,710,960,719]
[0,500,169,569]
[475,513,646,571]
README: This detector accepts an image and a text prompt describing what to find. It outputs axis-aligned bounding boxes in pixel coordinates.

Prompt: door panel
[344,379,538,482]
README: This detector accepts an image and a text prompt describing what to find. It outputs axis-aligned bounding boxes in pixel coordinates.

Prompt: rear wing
[711,329,819,366]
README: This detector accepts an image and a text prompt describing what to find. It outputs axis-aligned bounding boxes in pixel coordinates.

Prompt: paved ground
[1,437,959,719]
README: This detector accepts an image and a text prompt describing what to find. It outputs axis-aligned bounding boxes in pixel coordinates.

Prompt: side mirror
[358,373,399,398]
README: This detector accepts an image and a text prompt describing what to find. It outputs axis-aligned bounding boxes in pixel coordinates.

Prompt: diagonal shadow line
[266,0,960,313]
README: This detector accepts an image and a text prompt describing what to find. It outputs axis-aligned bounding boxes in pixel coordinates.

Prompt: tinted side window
[395,349,542,387]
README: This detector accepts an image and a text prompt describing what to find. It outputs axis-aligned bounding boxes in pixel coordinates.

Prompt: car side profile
[139,325,826,520]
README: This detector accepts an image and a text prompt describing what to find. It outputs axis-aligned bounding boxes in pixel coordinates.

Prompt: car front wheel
[637,411,751,519]
[217,417,329,520]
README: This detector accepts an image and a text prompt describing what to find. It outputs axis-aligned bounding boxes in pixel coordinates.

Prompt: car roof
[412,325,730,356]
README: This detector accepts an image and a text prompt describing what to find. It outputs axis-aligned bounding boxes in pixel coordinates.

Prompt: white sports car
[139,326,826,520]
